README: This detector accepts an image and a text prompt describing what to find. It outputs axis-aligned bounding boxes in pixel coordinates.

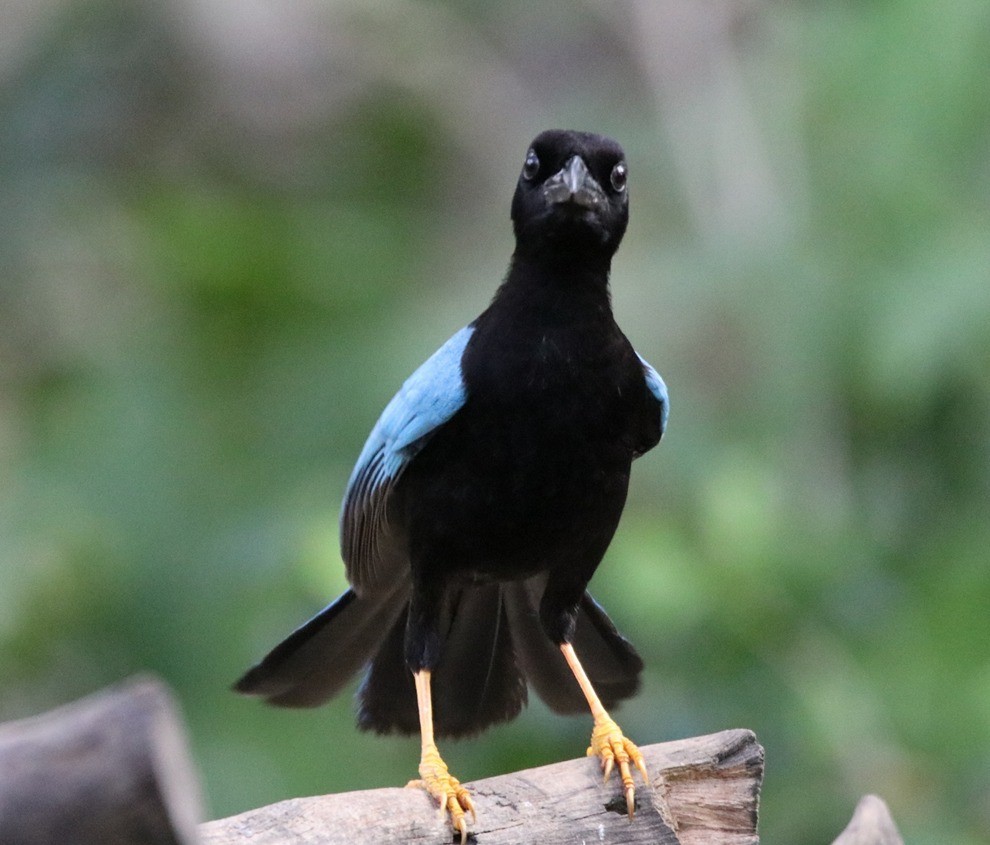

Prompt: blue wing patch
[340,325,474,589]
[636,352,669,439]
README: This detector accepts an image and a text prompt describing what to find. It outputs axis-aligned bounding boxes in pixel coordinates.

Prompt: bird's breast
[397,313,646,579]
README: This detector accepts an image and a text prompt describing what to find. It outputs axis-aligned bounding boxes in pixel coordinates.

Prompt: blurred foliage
[1,1,988,843]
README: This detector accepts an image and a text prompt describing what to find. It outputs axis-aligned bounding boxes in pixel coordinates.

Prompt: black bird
[235,129,669,842]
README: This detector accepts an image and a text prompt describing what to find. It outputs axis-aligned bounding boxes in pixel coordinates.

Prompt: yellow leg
[406,670,476,844]
[560,642,650,817]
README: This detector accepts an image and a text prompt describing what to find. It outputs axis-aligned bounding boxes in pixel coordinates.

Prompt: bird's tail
[358,576,642,737]
[236,575,642,733]
[504,575,643,714]
[233,579,410,707]
[358,582,528,738]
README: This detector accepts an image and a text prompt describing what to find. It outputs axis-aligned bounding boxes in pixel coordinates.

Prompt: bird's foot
[407,744,476,844]
[586,715,650,818]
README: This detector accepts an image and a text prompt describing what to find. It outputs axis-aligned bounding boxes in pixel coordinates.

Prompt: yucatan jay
[236,129,669,842]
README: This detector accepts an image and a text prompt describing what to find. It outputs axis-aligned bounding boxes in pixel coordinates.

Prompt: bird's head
[510,129,629,266]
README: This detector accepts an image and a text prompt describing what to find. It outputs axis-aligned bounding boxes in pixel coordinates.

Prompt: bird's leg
[560,642,650,817]
[406,669,475,844]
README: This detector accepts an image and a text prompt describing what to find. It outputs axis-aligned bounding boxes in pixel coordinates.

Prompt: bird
[235,129,669,843]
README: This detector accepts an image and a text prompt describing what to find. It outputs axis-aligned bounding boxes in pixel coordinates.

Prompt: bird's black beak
[542,155,605,210]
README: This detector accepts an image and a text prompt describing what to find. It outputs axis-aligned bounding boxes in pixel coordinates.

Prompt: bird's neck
[496,253,614,319]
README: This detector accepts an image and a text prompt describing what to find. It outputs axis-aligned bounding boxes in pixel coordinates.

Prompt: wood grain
[201,728,763,845]
[1,677,915,845]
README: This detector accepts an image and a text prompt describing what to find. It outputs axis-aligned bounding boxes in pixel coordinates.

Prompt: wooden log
[831,795,904,845]
[0,675,204,845]
[201,728,762,845]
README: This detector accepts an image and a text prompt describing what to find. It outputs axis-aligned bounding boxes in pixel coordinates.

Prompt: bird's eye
[610,162,627,192]
[522,150,540,181]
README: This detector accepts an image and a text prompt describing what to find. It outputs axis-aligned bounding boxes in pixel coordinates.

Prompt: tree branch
[0,677,912,845]
[201,729,763,845]
[0,676,203,845]
[830,795,905,845]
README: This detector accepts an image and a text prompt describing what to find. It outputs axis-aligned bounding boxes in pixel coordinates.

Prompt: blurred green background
[1,1,988,843]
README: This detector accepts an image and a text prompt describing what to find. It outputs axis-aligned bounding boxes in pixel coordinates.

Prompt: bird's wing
[636,351,670,439]
[340,324,474,590]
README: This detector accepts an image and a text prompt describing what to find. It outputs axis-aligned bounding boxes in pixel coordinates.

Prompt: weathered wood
[3,675,912,845]
[0,675,204,845]
[831,795,904,845]
[201,728,762,845]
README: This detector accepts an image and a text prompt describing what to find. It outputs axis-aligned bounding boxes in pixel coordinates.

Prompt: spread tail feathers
[358,583,527,738]
[233,580,410,707]
[235,576,641,730]
[504,576,642,714]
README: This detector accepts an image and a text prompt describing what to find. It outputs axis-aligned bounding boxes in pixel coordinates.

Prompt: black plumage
[236,129,669,835]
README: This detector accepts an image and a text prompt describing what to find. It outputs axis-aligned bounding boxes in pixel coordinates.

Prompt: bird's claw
[407,745,475,844]
[586,717,650,818]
